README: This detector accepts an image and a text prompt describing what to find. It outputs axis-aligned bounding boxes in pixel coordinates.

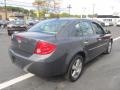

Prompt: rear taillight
[34,41,56,55]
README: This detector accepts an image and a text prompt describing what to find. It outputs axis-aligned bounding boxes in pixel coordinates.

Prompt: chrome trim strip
[89,43,108,51]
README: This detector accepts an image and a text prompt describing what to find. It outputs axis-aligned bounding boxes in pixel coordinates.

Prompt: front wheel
[65,55,84,82]
[104,41,112,54]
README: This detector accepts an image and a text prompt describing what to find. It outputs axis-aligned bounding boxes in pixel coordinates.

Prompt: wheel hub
[71,59,82,79]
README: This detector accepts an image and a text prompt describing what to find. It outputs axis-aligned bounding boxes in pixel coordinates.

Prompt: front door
[91,22,109,54]
[78,21,100,61]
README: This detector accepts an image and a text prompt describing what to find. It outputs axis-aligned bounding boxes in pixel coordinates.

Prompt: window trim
[73,21,97,37]
[91,22,105,35]
[80,21,95,36]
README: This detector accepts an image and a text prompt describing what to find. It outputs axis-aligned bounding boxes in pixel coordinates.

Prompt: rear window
[28,19,69,35]
[10,20,25,25]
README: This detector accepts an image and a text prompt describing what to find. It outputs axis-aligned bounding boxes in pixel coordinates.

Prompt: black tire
[8,31,12,36]
[104,41,112,54]
[65,55,84,82]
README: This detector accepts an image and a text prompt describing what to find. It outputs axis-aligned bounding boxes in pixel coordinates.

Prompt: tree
[29,10,37,18]
[33,0,61,19]
[0,6,29,14]
[0,6,37,19]
[59,13,70,17]
[33,0,47,19]
[59,12,81,18]
[88,13,98,18]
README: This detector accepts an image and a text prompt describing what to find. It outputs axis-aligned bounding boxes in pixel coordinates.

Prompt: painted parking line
[0,36,120,90]
[0,73,34,90]
[113,36,120,41]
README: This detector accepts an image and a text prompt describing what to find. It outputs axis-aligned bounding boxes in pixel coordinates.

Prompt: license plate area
[11,55,31,69]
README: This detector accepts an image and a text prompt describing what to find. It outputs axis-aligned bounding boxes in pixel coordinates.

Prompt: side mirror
[105,29,111,34]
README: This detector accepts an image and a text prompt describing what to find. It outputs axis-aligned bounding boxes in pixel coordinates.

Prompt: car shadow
[36,74,66,83]
[84,53,107,72]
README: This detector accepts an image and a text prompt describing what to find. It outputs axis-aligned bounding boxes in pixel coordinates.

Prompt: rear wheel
[66,55,84,82]
[105,41,112,54]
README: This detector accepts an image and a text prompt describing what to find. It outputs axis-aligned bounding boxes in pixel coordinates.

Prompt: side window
[80,22,94,36]
[74,24,83,36]
[92,22,104,35]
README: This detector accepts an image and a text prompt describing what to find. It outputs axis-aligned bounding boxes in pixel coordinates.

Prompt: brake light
[34,41,56,55]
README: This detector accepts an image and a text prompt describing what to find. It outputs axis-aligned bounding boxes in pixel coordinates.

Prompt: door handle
[84,41,89,44]
[97,38,102,41]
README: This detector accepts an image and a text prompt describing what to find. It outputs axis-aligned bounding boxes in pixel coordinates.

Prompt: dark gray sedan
[9,18,113,82]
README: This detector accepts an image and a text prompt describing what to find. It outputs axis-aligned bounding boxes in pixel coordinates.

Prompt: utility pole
[82,7,86,18]
[4,0,7,20]
[92,4,95,19]
[53,0,56,13]
[111,6,114,15]
[67,4,72,16]
[37,5,40,20]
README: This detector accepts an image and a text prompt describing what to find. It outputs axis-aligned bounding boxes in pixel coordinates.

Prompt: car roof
[53,18,105,27]
[41,18,104,27]
[49,18,97,23]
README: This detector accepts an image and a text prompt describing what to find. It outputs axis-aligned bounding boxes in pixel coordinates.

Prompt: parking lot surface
[0,26,120,90]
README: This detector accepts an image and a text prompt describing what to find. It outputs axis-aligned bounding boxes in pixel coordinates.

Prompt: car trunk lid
[11,32,56,55]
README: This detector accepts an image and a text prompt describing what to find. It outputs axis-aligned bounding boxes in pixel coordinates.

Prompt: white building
[95,15,120,26]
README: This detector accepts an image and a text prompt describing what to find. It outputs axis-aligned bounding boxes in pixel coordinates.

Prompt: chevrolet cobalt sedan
[9,18,113,82]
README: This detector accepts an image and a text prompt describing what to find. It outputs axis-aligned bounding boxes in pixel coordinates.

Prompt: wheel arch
[65,50,87,73]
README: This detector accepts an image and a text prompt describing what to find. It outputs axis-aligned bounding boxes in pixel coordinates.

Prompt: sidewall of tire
[105,41,112,54]
[66,55,84,82]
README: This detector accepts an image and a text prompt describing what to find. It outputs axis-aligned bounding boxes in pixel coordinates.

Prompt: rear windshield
[10,20,25,25]
[28,19,69,35]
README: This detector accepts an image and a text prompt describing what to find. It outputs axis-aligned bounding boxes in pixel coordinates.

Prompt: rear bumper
[7,27,26,33]
[7,29,26,35]
[7,27,26,31]
[116,24,120,26]
[105,23,110,26]
[9,49,67,77]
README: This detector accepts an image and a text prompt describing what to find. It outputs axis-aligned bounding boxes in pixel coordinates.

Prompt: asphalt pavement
[0,26,120,90]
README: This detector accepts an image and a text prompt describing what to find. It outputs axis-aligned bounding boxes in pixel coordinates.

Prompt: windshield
[28,19,69,35]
